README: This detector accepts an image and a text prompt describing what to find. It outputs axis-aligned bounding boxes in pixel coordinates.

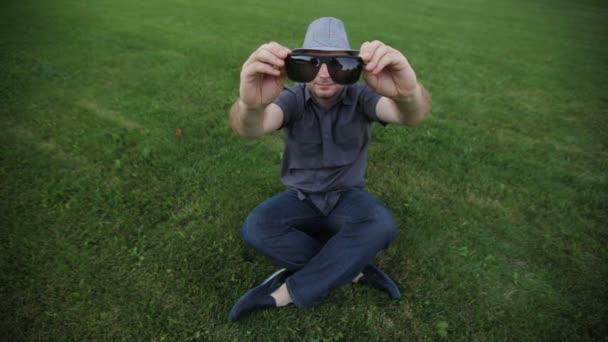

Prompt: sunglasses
[285,53,364,85]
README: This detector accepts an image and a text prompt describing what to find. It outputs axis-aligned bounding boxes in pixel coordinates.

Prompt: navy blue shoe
[359,264,401,299]
[229,268,291,321]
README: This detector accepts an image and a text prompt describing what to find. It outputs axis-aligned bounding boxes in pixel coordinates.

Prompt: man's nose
[317,63,330,78]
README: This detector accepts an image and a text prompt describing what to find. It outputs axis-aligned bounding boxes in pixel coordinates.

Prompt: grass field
[1,0,607,340]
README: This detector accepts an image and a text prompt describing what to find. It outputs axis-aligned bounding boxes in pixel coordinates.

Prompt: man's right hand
[239,42,291,111]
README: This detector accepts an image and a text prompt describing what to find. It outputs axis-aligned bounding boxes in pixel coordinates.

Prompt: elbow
[238,129,262,139]
[230,119,264,139]
[405,90,432,127]
[401,106,430,127]
[229,106,259,139]
[402,117,423,127]
[404,117,423,127]
[231,123,261,139]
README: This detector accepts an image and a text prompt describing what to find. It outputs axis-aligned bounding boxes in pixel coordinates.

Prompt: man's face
[305,51,348,103]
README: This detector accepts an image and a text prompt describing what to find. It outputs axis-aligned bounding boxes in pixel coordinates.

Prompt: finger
[274,67,288,86]
[373,50,397,74]
[243,42,291,68]
[359,40,383,63]
[261,41,291,59]
[366,44,390,72]
[359,41,372,61]
[361,69,378,89]
[245,48,285,69]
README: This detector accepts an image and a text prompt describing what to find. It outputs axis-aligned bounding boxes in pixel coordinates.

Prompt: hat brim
[292,47,359,55]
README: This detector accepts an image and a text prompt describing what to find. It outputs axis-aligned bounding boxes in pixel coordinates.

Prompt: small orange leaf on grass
[176,128,182,136]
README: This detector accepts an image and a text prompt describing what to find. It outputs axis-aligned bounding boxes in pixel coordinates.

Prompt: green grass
[1,0,607,340]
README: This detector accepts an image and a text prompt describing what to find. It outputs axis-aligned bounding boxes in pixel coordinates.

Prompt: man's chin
[311,83,342,99]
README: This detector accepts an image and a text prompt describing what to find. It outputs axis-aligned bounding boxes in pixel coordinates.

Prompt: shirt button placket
[322,111,332,167]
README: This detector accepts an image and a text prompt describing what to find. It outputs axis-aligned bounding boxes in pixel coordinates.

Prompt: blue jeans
[241,188,398,308]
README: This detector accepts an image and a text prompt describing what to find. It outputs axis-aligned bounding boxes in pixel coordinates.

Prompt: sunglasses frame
[285,53,365,85]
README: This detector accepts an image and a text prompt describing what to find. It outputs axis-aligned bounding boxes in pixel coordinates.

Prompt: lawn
[1,0,607,340]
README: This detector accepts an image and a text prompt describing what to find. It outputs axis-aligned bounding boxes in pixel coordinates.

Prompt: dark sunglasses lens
[328,57,363,85]
[286,55,319,83]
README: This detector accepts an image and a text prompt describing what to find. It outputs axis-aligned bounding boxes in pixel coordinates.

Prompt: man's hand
[230,42,290,138]
[239,42,291,111]
[359,40,419,100]
[359,40,431,126]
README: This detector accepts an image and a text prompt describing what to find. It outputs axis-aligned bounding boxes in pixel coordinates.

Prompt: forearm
[229,98,266,138]
[392,83,431,126]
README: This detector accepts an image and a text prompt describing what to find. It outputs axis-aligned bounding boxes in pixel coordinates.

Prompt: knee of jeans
[367,209,398,246]
[241,212,264,249]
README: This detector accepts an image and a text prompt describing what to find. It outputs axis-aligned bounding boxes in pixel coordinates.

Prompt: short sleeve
[274,84,302,129]
[358,84,386,125]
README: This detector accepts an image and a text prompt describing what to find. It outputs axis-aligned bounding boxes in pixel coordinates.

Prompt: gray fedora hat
[292,17,358,55]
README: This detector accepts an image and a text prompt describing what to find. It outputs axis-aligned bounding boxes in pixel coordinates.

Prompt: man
[228,17,431,321]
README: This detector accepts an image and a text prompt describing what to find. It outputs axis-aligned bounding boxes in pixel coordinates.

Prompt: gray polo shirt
[274,83,385,215]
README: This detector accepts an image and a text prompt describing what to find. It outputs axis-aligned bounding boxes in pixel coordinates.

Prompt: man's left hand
[359,41,419,100]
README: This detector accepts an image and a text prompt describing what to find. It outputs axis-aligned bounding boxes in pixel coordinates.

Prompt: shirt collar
[304,84,352,106]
